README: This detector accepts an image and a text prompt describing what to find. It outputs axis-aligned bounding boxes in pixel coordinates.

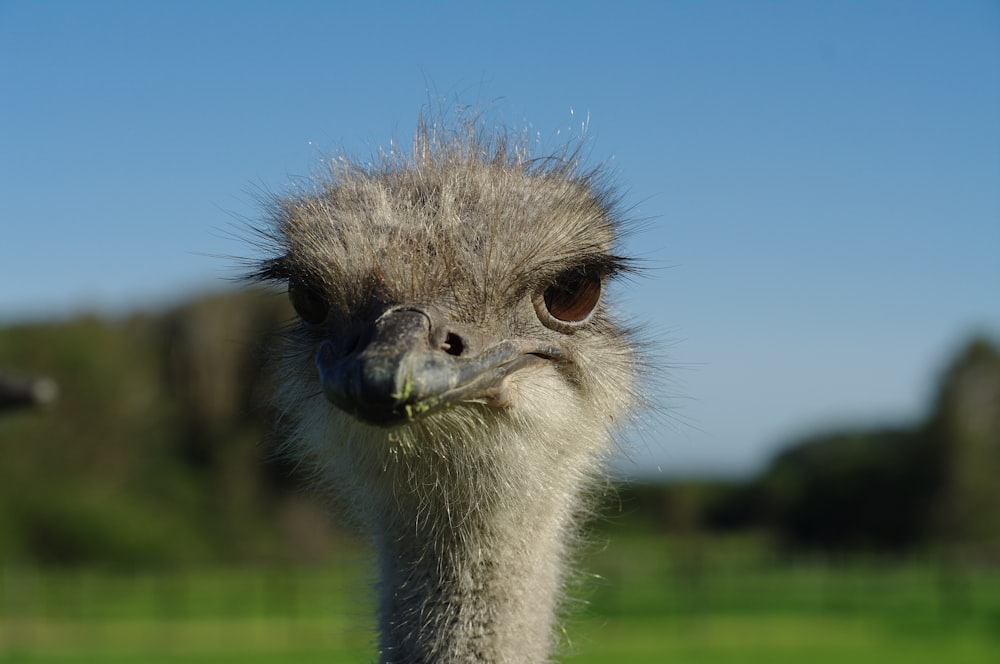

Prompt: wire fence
[0,563,377,659]
[2,548,999,661]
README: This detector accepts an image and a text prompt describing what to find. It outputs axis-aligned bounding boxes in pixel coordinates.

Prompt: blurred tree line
[622,337,1000,559]
[0,291,998,566]
[0,291,336,566]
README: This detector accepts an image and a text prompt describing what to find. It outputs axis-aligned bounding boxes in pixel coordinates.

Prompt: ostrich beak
[315,308,563,426]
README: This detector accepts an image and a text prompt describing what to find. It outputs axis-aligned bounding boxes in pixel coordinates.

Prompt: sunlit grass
[570,614,997,664]
[2,535,999,662]
[1,564,377,662]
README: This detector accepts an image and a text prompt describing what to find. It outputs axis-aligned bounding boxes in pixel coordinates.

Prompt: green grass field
[2,535,998,663]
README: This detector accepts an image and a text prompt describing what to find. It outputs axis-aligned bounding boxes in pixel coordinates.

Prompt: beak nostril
[441,332,465,357]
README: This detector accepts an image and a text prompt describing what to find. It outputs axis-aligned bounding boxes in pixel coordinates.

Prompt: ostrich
[250,117,641,663]
[0,371,58,410]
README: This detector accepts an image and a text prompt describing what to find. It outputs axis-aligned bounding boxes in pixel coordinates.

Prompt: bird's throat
[372,480,578,663]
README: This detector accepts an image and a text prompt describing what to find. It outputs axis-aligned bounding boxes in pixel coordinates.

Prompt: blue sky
[2,1,998,477]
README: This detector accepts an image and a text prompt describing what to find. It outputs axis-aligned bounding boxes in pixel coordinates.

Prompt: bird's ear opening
[533,267,602,333]
[288,278,329,325]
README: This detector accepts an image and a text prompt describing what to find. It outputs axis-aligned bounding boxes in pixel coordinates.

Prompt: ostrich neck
[372,459,584,664]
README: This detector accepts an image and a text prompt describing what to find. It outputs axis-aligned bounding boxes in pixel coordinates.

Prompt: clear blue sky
[2,1,998,477]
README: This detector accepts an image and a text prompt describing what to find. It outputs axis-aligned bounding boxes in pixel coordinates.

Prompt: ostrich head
[251,118,640,663]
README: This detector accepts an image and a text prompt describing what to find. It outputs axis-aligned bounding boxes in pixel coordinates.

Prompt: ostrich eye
[288,279,328,325]
[534,267,602,332]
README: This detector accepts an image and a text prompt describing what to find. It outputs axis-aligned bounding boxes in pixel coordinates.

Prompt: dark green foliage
[758,427,942,551]
[928,338,1000,549]
[612,335,1000,556]
[753,335,1000,554]
[0,291,341,567]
